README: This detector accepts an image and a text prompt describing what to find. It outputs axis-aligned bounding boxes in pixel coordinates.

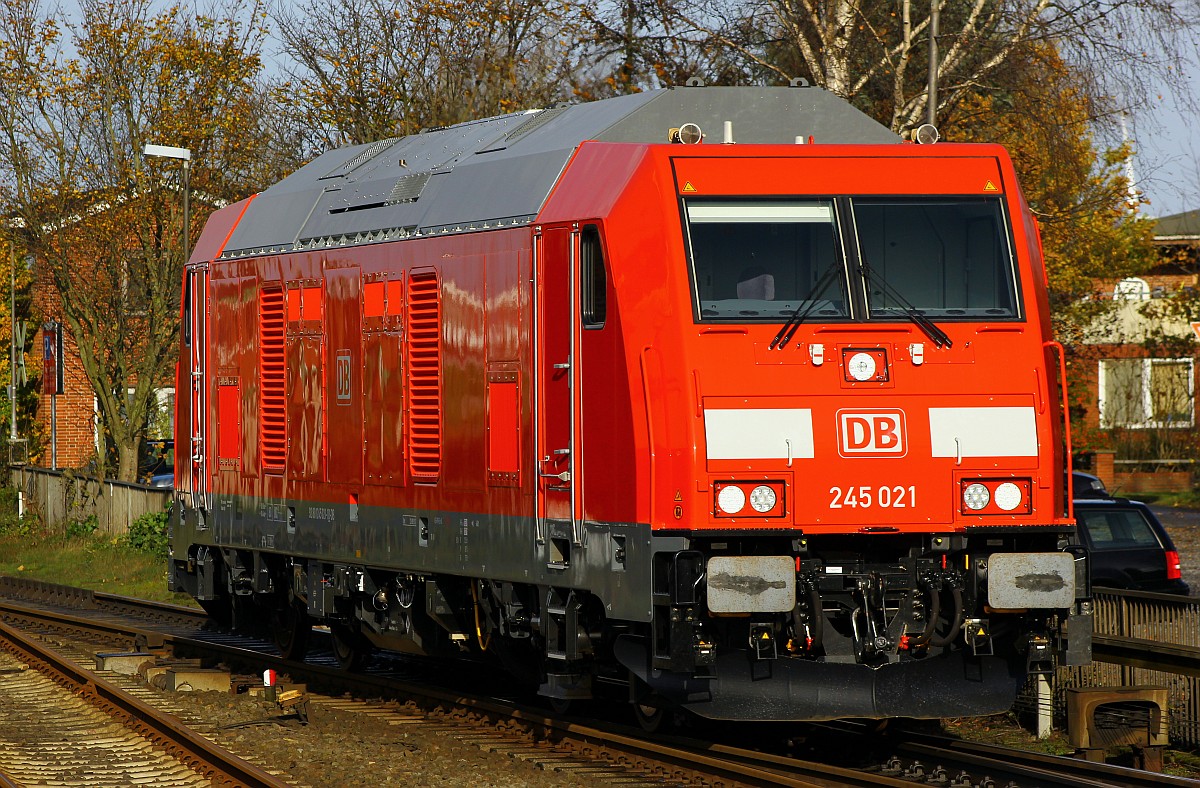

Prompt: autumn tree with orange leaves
[947,43,1157,310]
[0,0,271,481]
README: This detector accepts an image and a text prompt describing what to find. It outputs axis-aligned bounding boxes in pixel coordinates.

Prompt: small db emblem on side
[336,350,352,404]
[837,409,906,457]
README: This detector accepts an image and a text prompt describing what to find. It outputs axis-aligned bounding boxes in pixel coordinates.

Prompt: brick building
[1072,208,1200,494]
[27,254,178,475]
[31,285,100,470]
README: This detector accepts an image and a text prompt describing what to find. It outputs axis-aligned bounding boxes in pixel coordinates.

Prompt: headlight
[963,483,990,511]
[993,482,1023,511]
[749,485,777,513]
[717,485,746,514]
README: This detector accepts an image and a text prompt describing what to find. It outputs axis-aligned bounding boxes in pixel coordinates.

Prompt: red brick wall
[32,283,96,470]
[1093,453,1193,494]
[1113,471,1192,494]
[1089,273,1198,299]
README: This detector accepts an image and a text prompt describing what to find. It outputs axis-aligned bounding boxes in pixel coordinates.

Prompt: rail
[0,616,290,786]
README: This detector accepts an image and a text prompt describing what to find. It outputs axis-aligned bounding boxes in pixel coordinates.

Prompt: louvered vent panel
[407,272,442,480]
[505,106,567,143]
[322,137,402,178]
[387,172,431,204]
[259,287,287,470]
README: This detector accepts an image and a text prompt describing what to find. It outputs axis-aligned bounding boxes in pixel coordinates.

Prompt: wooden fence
[9,465,171,537]
[1044,589,1200,747]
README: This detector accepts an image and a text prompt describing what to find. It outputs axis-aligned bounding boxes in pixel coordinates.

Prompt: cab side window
[581,225,606,328]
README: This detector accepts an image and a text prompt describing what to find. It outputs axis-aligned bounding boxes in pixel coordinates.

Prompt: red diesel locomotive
[170,85,1091,722]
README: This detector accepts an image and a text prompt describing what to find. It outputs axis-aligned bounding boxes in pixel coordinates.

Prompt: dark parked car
[1074,498,1190,595]
[1072,470,1110,499]
[139,439,174,485]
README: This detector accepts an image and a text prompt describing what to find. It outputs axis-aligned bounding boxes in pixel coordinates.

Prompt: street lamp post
[8,252,29,460]
[142,144,192,263]
[10,248,17,445]
[926,0,940,128]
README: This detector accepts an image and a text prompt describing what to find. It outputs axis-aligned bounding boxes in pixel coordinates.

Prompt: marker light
[963,483,990,511]
[717,485,746,514]
[670,123,703,144]
[993,482,1023,511]
[749,485,777,513]
[914,123,940,144]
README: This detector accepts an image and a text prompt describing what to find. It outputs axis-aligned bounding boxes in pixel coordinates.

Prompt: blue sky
[1128,61,1199,218]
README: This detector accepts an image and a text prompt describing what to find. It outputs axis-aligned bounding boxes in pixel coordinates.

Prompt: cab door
[535,225,583,557]
[186,263,209,513]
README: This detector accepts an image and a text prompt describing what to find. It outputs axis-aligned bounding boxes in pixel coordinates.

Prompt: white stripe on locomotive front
[702,405,1038,460]
[703,408,815,460]
[928,406,1038,457]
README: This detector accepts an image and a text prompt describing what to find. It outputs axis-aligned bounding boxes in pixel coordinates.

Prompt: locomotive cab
[538,140,1091,719]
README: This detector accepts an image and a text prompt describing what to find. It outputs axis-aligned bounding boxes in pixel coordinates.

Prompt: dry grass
[0,486,194,605]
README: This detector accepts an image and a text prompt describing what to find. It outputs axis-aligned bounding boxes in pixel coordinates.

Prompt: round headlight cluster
[749,485,777,513]
[962,483,990,511]
[993,482,1023,511]
[717,485,746,515]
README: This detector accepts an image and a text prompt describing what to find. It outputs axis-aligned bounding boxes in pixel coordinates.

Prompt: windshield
[684,199,848,321]
[854,199,1018,319]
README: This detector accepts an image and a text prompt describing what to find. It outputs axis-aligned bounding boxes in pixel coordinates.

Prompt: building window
[1099,358,1194,428]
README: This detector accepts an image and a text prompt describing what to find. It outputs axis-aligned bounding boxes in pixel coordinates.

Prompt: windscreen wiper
[858,262,953,349]
[770,264,842,350]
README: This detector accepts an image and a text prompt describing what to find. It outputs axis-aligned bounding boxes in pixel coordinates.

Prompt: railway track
[0,616,290,787]
[0,577,1194,788]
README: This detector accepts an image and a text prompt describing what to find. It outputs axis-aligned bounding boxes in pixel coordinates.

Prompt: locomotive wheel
[330,623,372,671]
[271,601,311,661]
[633,700,668,733]
[548,697,575,715]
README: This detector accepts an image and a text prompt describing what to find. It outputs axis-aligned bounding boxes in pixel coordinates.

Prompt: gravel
[166,689,599,788]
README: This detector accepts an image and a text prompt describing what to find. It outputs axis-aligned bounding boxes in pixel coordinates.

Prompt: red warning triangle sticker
[984,180,999,191]
[682,181,697,192]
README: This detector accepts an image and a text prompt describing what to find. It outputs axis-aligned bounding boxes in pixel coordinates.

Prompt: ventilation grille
[259,287,286,470]
[323,137,402,179]
[505,106,568,143]
[388,172,431,204]
[407,272,442,480]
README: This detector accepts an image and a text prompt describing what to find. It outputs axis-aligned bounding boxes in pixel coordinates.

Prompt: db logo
[335,350,352,404]
[837,409,906,457]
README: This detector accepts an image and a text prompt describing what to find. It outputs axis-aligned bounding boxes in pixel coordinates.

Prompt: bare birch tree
[600,0,1200,137]
[272,0,590,150]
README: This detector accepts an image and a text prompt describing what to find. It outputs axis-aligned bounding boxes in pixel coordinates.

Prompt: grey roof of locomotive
[219,85,900,259]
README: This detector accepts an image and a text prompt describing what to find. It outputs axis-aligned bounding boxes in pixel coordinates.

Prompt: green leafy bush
[125,510,168,553]
[66,514,98,538]
[0,487,33,536]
